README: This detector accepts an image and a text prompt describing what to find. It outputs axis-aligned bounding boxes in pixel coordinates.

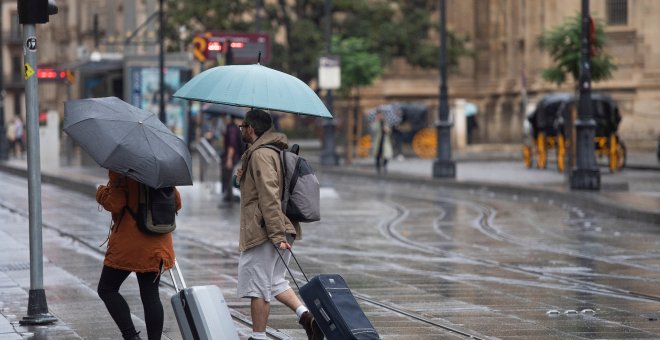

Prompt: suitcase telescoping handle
[168,259,187,292]
[274,245,309,291]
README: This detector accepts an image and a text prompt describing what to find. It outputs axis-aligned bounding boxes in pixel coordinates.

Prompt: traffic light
[225,39,234,65]
[18,0,58,24]
[588,16,596,58]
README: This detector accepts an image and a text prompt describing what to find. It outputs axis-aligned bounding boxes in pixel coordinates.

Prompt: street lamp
[432,0,455,178]
[320,0,339,166]
[0,0,9,161]
[570,0,600,190]
[17,0,58,325]
[159,0,166,123]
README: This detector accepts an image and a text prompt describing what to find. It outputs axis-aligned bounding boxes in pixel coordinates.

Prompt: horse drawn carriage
[523,92,625,172]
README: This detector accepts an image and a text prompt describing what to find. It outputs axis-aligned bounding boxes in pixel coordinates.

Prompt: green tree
[164,0,472,85]
[165,0,251,34]
[332,36,382,96]
[537,13,617,86]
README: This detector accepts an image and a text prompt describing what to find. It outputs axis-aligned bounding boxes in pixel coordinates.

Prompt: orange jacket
[96,170,180,273]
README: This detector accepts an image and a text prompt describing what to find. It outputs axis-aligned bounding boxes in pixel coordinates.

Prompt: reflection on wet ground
[0,171,659,339]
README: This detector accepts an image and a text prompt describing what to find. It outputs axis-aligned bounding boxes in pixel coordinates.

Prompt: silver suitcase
[170,260,239,340]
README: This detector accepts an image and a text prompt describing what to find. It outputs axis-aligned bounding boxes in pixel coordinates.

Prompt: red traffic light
[37,67,73,83]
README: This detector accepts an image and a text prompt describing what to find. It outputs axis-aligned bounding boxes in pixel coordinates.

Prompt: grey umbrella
[366,104,403,126]
[63,97,193,188]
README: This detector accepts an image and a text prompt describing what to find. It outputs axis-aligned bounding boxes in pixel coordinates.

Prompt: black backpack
[127,184,177,234]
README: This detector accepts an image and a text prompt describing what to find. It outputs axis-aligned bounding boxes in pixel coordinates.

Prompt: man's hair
[244,109,273,136]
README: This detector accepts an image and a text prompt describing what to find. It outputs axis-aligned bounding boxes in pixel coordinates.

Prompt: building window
[606,0,628,26]
[13,93,21,117]
[11,55,22,83]
[10,11,21,40]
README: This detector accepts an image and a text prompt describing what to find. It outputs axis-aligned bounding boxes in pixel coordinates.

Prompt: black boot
[123,331,141,340]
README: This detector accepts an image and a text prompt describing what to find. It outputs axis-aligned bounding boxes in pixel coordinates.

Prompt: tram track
[2,169,659,338]
[364,188,660,305]
[0,198,490,339]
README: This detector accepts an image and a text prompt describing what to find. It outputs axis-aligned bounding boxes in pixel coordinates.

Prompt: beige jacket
[238,128,300,252]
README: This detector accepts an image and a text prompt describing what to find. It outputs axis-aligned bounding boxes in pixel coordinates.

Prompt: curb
[0,163,98,197]
[320,166,660,225]
[2,161,658,224]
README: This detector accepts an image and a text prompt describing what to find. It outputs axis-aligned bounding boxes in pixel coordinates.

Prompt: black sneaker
[299,311,323,340]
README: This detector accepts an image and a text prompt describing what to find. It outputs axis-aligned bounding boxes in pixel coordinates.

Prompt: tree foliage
[164,0,472,90]
[331,36,383,96]
[537,13,617,86]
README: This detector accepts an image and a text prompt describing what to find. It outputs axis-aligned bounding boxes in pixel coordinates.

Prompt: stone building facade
[361,0,659,147]
[1,0,658,148]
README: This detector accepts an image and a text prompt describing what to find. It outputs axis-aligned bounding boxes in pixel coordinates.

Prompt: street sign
[36,66,73,83]
[318,55,341,90]
[192,32,271,64]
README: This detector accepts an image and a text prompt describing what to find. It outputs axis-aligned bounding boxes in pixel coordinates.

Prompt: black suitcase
[277,248,380,340]
[300,274,380,340]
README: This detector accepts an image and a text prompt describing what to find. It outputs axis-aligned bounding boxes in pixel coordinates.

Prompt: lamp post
[320,0,338,165]
[432,0,455,178]
[17,0,58,325]
[158,0,165,123]
[0,0,8,161]
[570,0,600,190]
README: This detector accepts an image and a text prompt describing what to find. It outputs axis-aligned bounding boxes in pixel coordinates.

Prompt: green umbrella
[173,64,333,119]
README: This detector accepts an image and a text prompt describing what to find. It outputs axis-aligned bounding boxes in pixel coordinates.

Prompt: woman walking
[371,111,393,174]
[95,170,181,340]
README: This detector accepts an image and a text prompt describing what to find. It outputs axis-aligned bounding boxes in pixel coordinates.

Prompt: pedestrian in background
[220,114,243,204]
[234,109,322,340]
[13,115,24,158]
[5,117,15,157]
[371,110,393,174]
[95,170,181,340]
[465,101,479,145]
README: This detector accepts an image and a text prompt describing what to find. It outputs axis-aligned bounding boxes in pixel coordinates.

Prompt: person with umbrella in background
[64,97,192,340]
[233,109,322,340]
[465,101,479,145]
[371,109,394,174]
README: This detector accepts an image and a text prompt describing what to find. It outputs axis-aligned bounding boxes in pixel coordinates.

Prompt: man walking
[221,114,243,203]
[234,109,322,340]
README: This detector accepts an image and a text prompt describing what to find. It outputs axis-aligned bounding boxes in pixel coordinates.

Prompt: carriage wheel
[357,135,372,158]
[596,137,608,158]
[556,134,566,172]
[522,145,533,168]
[536,132,547,169]
[609,136,626,172]
[412,128,437,159]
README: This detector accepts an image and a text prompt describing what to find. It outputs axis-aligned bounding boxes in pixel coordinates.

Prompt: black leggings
[97,265,163,340]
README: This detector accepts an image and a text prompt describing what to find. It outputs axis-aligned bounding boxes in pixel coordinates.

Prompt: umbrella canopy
[63,97,193,188]
[173,64,332,119]
[201,102,247,118]
[464,102,478,117]
[367,104,403,126]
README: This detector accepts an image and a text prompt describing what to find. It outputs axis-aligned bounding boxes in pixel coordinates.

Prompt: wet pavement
[0,145,659,339]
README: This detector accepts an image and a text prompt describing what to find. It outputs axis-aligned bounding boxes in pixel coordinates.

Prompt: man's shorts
[237,238,293,301]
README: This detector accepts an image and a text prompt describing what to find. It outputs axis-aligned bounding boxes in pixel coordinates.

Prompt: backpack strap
[123,183,139,222]
[252,144,288,212]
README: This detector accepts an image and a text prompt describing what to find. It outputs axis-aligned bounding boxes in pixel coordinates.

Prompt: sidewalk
[0,144,658,339]
[340,147,660,223]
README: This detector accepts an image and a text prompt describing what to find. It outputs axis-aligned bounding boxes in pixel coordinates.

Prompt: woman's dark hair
[244,109,273,137]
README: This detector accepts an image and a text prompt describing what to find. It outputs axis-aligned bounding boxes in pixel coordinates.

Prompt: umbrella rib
[142,127,193,184]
